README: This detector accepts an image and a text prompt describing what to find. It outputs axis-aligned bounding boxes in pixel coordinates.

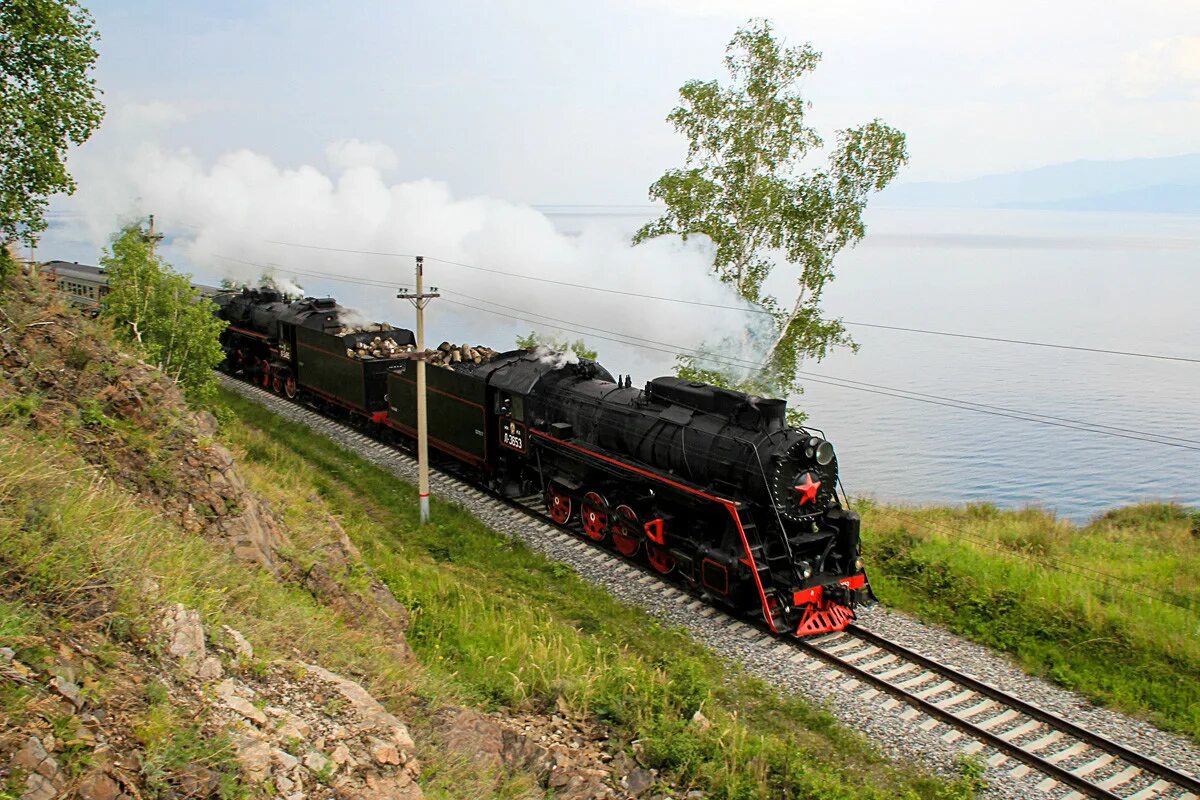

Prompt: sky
[70,0,1200,200]
[33,0,1200,381]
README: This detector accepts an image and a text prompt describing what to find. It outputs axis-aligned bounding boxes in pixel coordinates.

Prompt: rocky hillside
[0,269,677,800]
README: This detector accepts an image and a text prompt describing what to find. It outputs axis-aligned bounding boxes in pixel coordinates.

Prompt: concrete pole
[415,256,430,524]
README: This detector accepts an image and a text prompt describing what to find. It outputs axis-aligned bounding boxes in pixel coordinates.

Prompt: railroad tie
[858,654,898,671]
[955,698,998,720]
[1007,764,1031,779]
[975,709,1019,731]
[1034,776,1058,793]
[842,644,880,662]
[876,663,919,682]
[996,719,1041,742]
[1043,741,1089,765]
[913,679,956,700]
[894,670,936,691]
[1070,753,1113,777]
[1022,730,1065,753]
[1095,766,1141,791]
[934,689,976,709]
[823,638,862,655]
[1126,781,1171,800]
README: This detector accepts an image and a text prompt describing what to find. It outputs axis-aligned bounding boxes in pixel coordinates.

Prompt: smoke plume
[65,139,770,382]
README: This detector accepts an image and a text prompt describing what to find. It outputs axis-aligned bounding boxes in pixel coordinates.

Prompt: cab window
[496,392,524,421]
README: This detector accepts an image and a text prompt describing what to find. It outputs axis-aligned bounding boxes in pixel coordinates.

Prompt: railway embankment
[0,274,980,797]
[860,501,1200,741]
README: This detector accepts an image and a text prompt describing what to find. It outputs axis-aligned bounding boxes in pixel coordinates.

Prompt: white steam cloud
[65,138,770,382]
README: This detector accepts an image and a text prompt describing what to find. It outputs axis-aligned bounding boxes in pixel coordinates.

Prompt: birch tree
[1,0,104,254]
[101,222,227,402]
[634,19,907,405]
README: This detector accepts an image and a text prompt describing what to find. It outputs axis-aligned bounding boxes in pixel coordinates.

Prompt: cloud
[111,101,188,133]
[1117,36,1200,100]
[325,139,400,171]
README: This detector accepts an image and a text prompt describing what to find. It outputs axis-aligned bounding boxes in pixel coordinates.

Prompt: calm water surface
[553,208,1200,522]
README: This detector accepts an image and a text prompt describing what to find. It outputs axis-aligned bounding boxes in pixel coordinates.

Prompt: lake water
[549,207,1200,522]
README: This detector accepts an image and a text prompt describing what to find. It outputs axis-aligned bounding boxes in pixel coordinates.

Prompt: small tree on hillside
[634,19,907,413]
[0,0,104,270]
[101,222,227,402]
[515,330,598,361]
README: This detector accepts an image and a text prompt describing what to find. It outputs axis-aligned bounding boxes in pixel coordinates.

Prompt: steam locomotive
[214,287,870,636]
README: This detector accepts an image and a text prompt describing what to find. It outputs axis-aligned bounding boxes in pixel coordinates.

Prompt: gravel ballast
[221,377,1200,800]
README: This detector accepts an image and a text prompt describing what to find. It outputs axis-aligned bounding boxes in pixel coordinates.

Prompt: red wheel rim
[260,362,271,387]
[547,485,572,525]
[285,376,297,399]
[612,505,640,557]
[581,491,608,542]
[647,542,675,575]
[272,375,283,394]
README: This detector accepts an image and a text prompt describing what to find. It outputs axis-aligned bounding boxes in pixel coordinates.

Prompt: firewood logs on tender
[429,341,499,368]
[341,334,499,367]
[344,335,415,360]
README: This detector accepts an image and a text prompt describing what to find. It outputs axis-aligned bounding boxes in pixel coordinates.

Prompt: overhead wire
[204,252,1200,453]
[259,237,1200,364]
[440,294,1200,453]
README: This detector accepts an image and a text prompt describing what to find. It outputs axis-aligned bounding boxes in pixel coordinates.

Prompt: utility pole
[397,256,440,524]
[143,214,164,256]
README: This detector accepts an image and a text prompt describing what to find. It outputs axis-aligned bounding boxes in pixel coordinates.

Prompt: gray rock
[221,625,254,659]
[156,604,210,676]
[303,751,329,774]
[196,655,224,681]
[625,767,655,797]
[235,737,272,783]
[301,663,416,755]
[21,773,58,800]
[272,748,299,771]
[437,708,503,771]
[177,764,220,797]
[10,737,47,772]
[76,771,121,800]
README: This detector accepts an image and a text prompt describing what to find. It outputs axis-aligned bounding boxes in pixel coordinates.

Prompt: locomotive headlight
[815,440,835,466]
[799,560,814,579]
[855,557,865,572]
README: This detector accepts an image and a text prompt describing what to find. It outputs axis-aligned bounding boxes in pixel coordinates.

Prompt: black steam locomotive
[215,287,870,636]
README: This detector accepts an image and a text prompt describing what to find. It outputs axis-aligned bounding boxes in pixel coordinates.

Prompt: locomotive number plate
[500,417,527,453]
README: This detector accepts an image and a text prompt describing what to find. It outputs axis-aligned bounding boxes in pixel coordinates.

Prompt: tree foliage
[0,0,104,246]
[634,19,907,405]
[101,222,227,402]
[515,330,598,361]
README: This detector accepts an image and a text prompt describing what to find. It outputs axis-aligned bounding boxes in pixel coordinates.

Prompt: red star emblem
[794,473,821,505]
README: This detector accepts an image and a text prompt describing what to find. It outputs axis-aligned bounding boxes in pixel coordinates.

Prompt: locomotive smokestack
[757,398,787,432]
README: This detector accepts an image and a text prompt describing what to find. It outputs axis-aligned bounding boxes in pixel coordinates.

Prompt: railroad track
[220,375,1200,800]
[795,627,1200,800]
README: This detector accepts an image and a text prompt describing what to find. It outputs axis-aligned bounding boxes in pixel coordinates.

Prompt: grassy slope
[860,500,1200,740]
[219,389,983,799]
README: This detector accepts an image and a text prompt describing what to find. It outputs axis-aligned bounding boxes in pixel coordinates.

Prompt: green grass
[218,388,983,800]
[859,499,1200,740]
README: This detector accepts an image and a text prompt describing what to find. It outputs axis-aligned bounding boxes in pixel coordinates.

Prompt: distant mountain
[879,153,1200,213]
[1002,184,1200,213]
